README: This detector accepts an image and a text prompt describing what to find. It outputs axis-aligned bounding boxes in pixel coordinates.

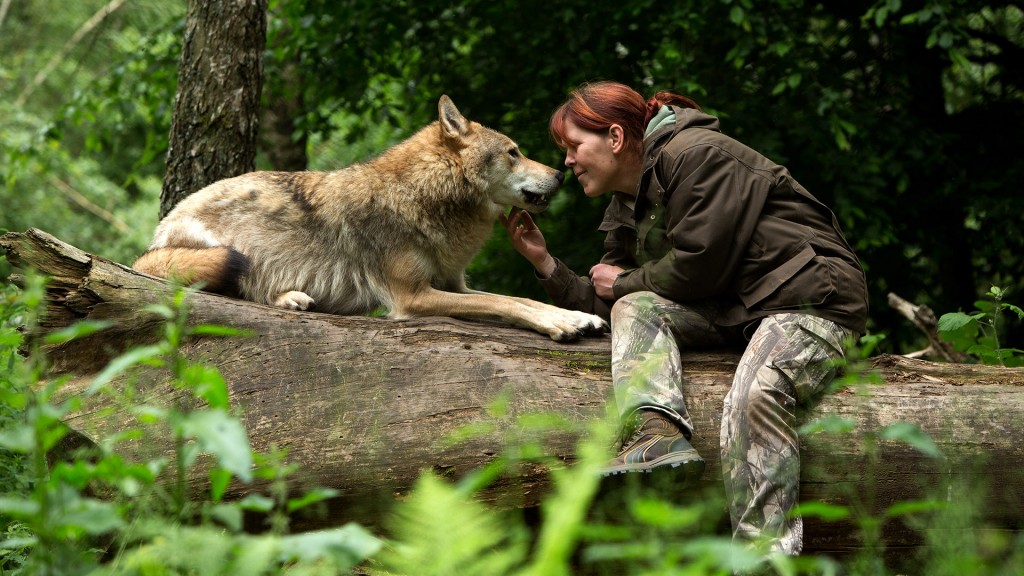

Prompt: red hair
[549,81,701,158]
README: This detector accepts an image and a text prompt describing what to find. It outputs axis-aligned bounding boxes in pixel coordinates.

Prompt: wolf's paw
[274,290,315,310]
[568,310,609,336]
[543,310,609,341]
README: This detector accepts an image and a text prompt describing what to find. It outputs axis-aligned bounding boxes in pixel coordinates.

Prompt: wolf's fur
[133,96,606,341]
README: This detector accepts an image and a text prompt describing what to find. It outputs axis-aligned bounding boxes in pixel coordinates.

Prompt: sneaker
[603,410,705,480]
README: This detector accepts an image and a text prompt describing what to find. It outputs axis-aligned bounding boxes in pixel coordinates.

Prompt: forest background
[1,0,1022,353]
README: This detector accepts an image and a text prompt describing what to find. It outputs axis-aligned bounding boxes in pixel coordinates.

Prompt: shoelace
[615,418,650,456]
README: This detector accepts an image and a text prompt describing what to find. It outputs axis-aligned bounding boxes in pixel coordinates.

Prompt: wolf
[132,95,607,341]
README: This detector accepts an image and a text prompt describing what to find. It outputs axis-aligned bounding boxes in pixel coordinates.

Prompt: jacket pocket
[738,244,837,310]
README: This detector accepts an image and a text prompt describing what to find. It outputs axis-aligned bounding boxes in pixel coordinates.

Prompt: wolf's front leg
[462,290,607,336]
[398,288,606,341]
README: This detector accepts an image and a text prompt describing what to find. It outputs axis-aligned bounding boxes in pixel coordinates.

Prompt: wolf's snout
[554,170,565,183]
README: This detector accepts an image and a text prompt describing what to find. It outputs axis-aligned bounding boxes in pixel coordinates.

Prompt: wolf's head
[438,95,563,213]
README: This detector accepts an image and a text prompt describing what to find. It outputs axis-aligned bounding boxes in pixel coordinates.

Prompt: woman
[501,81,868,555]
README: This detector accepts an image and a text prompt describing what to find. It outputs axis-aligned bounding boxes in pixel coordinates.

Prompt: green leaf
[130,404,168,424]
[938,31,953,49]
[486,390,511,418]
[55,498,123,535]
[43,320,113,344]
[729,6,744,25]
[278,523,383,568]
[210,467,232,502]
[937,312,975,333]
[0,497,41,517]
[383,472,526,575]
[179,409,253,482]
[974,300,995,314]
[180,363,230,408]
[630,496,703,529]
[230,534,278,573]
[879,422,942,458]
[886,499,945,518]
[0,536,38,550]
[833,127,850,151]
[190,324,253,338]
[0,387,27,410]
[209,502,243,532]
[239,494,275,513]
[790,501,850,521]
[798,415,856,436]
[0,426,35,453]
[143,303,175,320]
[679,537,762,573]
[287,487,340,513]
[89,344,165,392]
[874,6,889,27]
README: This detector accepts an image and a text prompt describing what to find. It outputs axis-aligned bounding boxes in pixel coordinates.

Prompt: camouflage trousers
[610,291,853,555]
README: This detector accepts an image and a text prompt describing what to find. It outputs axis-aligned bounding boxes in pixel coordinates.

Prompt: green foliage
[939,285,1024,366]
[377,473,529,575]
[0,281,32,571]
[0,276,381,574]
[0,1,180,280]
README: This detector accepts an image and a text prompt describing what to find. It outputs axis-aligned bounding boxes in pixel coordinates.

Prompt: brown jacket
[538,107,869,335]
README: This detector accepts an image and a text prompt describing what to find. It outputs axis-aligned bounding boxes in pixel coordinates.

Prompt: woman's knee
[610,291,662,326]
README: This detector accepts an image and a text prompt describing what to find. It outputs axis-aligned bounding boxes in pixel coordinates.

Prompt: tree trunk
[160,0,268,218]
[3,228,1024,559]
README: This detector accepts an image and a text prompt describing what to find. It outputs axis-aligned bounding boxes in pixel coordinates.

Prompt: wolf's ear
[438,95,470,138]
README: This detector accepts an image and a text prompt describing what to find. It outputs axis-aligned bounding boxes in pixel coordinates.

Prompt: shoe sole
[601,450,705,477]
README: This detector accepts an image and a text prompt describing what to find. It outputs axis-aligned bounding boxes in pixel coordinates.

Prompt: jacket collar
[642,107,722,154]
[638,106,723,191]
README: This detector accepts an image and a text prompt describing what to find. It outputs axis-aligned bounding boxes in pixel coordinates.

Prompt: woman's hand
[500,208,556,277]
[589,263,624,300]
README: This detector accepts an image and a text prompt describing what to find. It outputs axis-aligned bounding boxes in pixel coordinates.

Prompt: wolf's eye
[508,148,520,160]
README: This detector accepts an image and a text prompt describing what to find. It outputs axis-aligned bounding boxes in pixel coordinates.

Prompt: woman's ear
[608,124,626,154]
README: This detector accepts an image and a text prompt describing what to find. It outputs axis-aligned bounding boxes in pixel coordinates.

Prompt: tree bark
[3,228,1024,558]
[160,0,268,218]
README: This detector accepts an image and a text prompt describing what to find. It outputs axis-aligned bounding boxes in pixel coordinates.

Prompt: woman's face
[562,120,623,198]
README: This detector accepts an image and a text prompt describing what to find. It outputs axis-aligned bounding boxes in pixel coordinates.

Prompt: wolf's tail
[132,246,250,296]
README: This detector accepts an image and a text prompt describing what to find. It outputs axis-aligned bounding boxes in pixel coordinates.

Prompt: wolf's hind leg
[274,290,315,310]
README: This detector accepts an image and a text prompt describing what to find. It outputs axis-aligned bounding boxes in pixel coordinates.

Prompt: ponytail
[643,91,701,129]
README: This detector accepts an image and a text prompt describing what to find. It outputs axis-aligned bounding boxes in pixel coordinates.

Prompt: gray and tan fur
[133,96,607,341]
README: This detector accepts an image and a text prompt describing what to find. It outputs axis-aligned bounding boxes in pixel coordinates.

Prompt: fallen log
[3,228,1023,560]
